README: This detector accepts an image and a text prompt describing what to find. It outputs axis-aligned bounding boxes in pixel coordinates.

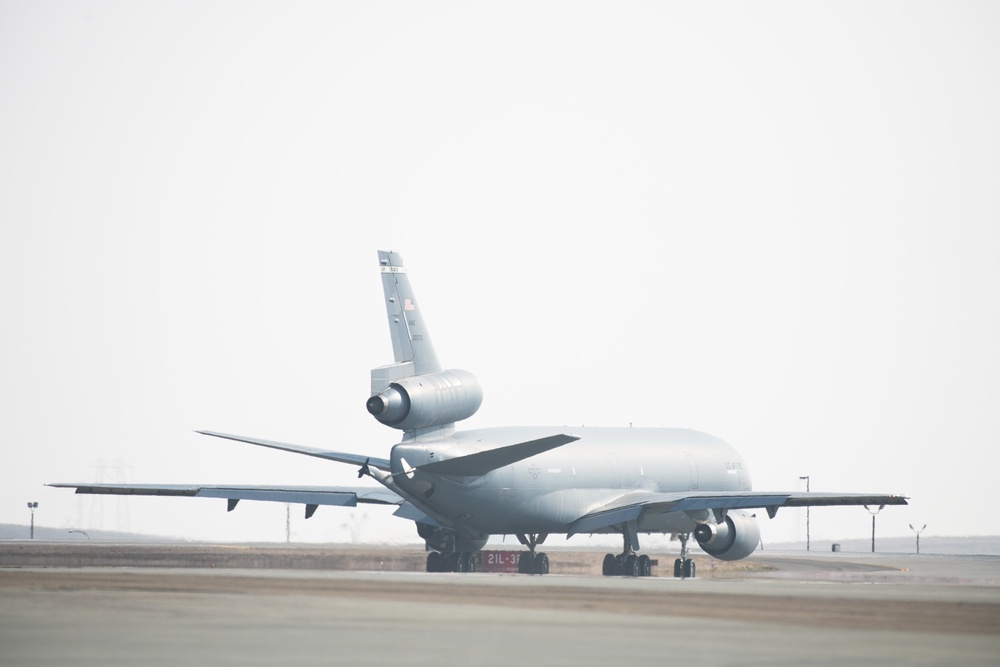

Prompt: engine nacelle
[366,369,483,431]
[693,510,760,561]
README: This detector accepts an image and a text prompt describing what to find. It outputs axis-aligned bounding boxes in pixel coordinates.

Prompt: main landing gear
[426,550,477,573]
[516,533,550,575]
[602,526,653,577]
[601,551,653,577]
[599,530,695,578]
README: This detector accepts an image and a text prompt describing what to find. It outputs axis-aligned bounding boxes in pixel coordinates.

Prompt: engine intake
[693,510,760,561]
[367,369,483,431]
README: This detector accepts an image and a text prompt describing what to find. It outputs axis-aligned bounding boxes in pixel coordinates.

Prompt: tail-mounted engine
[366,368,483,432]
[693,510,761,561]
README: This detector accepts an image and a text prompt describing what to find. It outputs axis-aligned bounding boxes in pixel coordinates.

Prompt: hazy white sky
[2,1,998,547]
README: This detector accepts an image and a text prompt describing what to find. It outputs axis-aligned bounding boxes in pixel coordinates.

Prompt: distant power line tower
[341,511,368,544]
[85,458,133,533]
[909,523,927,554]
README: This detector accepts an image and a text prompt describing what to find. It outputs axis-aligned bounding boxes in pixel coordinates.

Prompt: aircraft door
[685,453,699,490]
[606,452,621,489]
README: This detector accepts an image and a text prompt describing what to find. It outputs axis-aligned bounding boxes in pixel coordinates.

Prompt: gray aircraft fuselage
[390,426,748,537]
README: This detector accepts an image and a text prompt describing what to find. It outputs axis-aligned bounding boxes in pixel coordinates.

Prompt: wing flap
[780,492,909,508]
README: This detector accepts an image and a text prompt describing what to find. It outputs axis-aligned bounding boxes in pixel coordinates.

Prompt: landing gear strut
[516,533,549,575]
[672,532,696,579]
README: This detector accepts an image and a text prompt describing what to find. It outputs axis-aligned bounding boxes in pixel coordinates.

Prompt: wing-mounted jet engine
[693,510,760,561]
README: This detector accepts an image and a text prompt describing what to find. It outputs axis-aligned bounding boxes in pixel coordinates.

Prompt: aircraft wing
[567,490,908,536]
[47,482,402,518]
[196,430,392,471]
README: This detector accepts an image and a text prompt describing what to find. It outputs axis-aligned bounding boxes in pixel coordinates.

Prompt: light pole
[799,476,810,551]
[909,523,926,554]
[27,502,38,539]
[864,504,884,553]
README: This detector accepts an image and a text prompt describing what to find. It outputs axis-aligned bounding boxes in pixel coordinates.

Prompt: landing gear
[426,551,445,572]
[517,551,549,574]
[426,551,477,573]
[457,552,476,573]
[516,533,550,575]
[672,532,695,579]
[672,558,695,578]
[602,552,653,577]
[601,527,653,577]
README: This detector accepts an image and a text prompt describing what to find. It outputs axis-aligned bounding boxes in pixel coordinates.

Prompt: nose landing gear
[672,532,695,578]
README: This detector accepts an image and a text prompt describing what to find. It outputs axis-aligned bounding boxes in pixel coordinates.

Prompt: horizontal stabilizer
[416,434,579,476]
[196,430,392,471]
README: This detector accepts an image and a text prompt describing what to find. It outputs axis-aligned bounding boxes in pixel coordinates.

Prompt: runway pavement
[1,545,998,666]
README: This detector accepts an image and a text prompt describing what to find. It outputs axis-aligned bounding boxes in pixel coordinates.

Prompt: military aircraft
[52,250,907,577]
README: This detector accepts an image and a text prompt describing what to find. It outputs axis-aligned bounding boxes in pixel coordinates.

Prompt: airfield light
[909,523,927,554]
[864,504,884,553]
[799,476,810,551]
[26,502,38,539]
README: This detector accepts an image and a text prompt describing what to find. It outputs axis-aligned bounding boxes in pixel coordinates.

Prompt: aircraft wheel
[427,552,444,573]
[638,554,651,577]
[518,552,534,574]
[460,552,475,573]
[673,558,683,578]
[535,552,549,575]
[684,559,696,578]
[602,553,616,576]
[445,552,460,572]
[624,554,640,577]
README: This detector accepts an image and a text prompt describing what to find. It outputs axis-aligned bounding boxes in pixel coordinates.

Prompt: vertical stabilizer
[377,250,441,377]
[370,251,482,437]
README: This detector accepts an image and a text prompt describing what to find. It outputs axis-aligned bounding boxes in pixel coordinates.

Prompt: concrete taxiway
[1,545,998,666]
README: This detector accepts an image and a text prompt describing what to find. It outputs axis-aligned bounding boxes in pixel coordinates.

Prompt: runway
[2,546,998,666]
